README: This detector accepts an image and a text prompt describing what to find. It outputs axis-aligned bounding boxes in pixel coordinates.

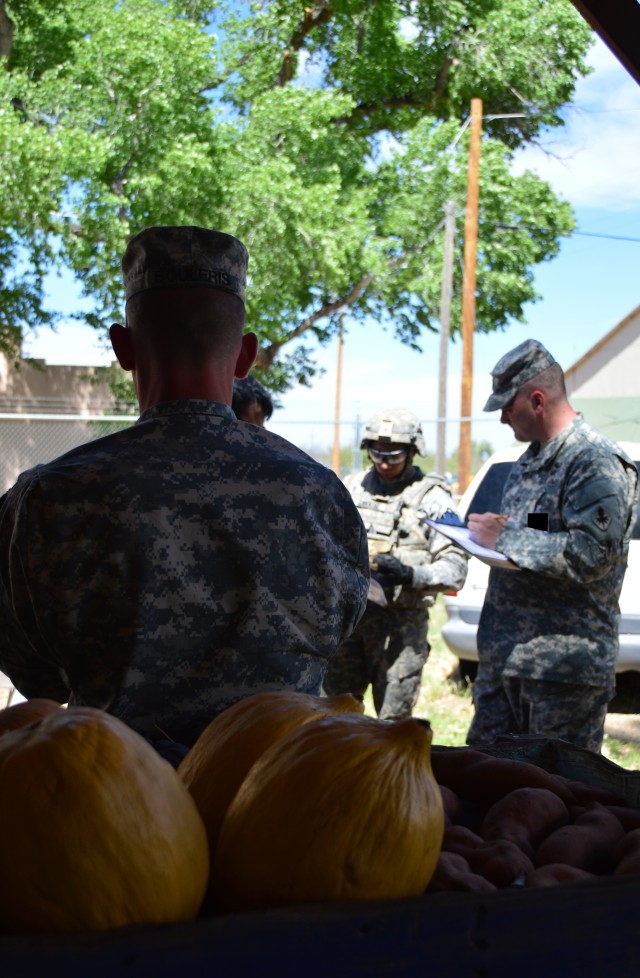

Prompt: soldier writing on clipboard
[467,339,638,752]
[324,409,468,720]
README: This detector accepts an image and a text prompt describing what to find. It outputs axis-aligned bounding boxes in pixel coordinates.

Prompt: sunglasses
[368,448,409,464]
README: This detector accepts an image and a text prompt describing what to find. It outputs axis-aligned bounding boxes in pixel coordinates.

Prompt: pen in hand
[467,512,506,549]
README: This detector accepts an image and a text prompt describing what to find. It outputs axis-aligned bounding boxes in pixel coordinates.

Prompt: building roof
[570,1,640,87]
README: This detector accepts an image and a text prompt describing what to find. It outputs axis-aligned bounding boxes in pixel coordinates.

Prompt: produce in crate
[0,706,209,934]
[524,863,596,888]
[533,802,625,875]
[440,825,534,887]
[213,713,444,912]
[428,850,497,893]
[614,828,640,875]
[478,786,570,859]
[178,690,364,858]
[430,748,575,805]
[428,744,640,892]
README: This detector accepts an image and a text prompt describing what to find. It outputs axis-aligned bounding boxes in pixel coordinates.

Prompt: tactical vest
[345,471,445,561]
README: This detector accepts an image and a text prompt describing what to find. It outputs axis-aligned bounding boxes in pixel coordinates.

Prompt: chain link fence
[0,413,368,495]
[0,414,137,494]
[269,415,504,482]
[0,411,505,495]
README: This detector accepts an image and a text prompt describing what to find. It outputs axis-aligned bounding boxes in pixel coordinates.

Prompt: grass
[365,596,640,771]
[604,734,640,770]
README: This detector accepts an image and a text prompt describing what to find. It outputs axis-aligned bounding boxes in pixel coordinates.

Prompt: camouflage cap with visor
[484,339,558,412]
[122,226,248,304]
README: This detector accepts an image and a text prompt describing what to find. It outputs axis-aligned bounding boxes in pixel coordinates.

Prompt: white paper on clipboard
[424,518,521,570]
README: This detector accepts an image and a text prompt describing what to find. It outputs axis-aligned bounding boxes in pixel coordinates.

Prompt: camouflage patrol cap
[361,408,426,455]
[484,339,558,411]
[122,226,248,303]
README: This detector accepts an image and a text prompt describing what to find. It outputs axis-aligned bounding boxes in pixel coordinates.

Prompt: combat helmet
[361,408,426,456]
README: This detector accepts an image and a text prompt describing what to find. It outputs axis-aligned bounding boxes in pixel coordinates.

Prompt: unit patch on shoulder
[593,506,611,531]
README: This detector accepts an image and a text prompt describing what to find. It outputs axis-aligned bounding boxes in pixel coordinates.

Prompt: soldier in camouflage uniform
[232,375,274,427]
[467,339,639,752]
[0,226,369,759]
[323,409,468,719]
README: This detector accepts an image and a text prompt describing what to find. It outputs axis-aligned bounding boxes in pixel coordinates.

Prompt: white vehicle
[441,442,640,682]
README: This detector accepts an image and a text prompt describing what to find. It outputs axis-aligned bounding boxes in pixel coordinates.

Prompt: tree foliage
[0,0,592,390]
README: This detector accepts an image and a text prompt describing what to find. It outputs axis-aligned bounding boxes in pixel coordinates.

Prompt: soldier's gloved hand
[372,554,414,588]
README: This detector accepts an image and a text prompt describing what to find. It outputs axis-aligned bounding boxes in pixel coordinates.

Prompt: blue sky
[24,35,640,458]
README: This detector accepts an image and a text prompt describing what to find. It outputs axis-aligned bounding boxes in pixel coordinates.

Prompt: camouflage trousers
[323,603,430,720]
[467,668,614,753]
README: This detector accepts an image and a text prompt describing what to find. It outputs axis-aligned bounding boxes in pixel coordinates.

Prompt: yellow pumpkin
[0,706,209,934]
[0,698,61,735]
[212,713,444,912]
[178,690,364,859]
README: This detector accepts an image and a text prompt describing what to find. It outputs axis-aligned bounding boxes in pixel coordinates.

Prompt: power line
[571,108,640,115]
[495,223,640,244]
[571,229,640,244]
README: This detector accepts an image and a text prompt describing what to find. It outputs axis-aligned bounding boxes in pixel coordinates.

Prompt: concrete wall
[0,353,134,492]
[564,304,640,442]
[570,397,640,443]
[0,353,117,414]
[565,305,640,400]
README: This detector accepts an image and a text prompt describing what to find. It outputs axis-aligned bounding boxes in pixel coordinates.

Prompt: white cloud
[511,38,640,209]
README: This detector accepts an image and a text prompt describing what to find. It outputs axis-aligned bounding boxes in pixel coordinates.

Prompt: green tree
[0,0,592,392]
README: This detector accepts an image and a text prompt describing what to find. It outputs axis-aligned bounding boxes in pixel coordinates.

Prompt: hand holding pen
[467,512,508,550]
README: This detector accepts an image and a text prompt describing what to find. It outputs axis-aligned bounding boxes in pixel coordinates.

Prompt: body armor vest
[346,474,438,561]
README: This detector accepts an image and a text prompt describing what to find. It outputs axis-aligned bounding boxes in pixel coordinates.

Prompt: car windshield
[465,460,640,541]
[465,462,513,521]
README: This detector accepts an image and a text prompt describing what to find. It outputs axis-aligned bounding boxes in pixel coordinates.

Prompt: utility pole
[458,97,482,495]
[331,313,344,476]
[436,200,456,475]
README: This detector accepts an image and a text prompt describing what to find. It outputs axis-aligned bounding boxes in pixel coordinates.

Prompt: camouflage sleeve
[337,481,370,633]
[412,538,468,591]
[0,479,70,701]
[498,454,639,583]
[408,484,468,592]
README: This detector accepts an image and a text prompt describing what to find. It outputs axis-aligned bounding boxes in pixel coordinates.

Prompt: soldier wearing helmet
[324,408,468,720]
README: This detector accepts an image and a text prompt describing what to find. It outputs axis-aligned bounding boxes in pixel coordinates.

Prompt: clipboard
[424,517,521,570]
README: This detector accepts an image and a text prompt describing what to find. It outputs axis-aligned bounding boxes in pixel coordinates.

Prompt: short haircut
[521,362,567,402]
[232,376,274,420]
[126,286,246,367]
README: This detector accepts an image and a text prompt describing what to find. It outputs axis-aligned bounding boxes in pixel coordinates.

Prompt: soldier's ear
[234,331,258,379]
[109,323,135,372]
[531,389,545,413]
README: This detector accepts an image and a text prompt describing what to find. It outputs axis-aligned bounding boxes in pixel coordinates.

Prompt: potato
[479,787,569,860]
[427,852,497,894]
[535,804,624,875]
[525,864,596,888]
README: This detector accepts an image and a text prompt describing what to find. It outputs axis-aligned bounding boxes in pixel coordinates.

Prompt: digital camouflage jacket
[478,417,639,687]
[0,401,369,744]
